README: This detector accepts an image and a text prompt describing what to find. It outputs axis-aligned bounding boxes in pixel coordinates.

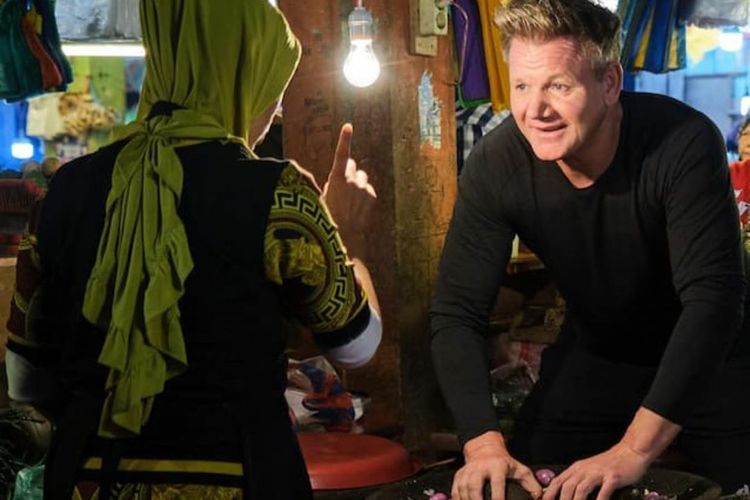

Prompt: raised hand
[322,123,377,236]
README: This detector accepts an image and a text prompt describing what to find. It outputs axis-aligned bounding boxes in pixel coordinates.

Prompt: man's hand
[541,442,649,500]
[322,123,377,236]
[543,407,681,500]
[452,431,542,500]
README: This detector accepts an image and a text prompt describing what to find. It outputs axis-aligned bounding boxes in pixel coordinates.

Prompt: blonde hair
[494,0,621,78]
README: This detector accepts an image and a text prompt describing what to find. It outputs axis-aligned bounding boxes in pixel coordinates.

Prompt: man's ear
[603,62,623,106]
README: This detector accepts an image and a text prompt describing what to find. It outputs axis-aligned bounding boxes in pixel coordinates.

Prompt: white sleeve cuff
[324,305,382,369]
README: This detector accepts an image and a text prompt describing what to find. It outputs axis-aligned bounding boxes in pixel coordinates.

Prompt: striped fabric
[456,103,510,174]
[619,0,686,73]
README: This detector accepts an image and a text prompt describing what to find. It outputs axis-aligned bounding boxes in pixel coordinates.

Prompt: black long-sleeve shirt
[431,91,747,444]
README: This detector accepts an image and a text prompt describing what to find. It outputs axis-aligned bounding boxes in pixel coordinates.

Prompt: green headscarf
[82,0,301,438]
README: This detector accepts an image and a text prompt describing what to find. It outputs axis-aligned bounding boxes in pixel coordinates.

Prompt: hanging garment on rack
[0,0,43,101]
[452,0,490,109]
[619,0,686,73]
[476,0,511,112]
[456,103,510,174]
[35,0,73,85]
[21,8,63,89]
[0,0,72,102]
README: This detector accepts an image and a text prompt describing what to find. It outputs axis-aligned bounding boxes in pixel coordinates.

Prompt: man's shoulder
[624,91,716,134]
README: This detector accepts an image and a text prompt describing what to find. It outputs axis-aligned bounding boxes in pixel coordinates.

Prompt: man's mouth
[534,124,566,134]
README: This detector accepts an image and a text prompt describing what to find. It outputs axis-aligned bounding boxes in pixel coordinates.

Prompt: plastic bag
[55,0,110,39]
[12,464,44,500]
[285,356,356,432]
[680,0,750,28]
[56,0,140,39]
[107,0,141,39]
[26,92,66,140]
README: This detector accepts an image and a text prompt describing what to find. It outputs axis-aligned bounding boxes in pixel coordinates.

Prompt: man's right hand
[452,431,542,500]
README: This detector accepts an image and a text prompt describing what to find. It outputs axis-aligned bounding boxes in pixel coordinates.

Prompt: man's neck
[557,102,623,189]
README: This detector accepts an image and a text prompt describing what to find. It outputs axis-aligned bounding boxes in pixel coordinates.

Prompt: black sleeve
[430,142,516,446]
[642,120,745,423]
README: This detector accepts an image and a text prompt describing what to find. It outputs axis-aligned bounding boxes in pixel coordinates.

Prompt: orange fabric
[476,0,511,112]
[20,12,62,89]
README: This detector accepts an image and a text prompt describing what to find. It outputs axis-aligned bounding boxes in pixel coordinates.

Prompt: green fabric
[0,0,43,101]
[82,0,301,438]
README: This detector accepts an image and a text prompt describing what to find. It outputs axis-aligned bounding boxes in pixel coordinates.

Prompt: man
[430,1,750,499]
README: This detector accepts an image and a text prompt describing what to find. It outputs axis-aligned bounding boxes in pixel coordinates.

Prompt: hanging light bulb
[343,3,381,88]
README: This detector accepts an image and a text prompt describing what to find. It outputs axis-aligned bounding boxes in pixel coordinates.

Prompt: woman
[4,1,381,499]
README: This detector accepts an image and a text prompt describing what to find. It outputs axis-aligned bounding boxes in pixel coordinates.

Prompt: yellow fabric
[634,13,653,68]
[82,0,301,438]
[82,457,243,476]
[477,0,511,112]
[633,11,682,70]
[686,25,720,65]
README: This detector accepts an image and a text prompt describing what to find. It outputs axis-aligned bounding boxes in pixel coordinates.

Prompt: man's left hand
[542,442,650,500]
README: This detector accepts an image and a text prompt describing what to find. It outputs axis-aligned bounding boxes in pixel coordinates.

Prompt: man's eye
[514,83,528,91]
[550,83,570,92]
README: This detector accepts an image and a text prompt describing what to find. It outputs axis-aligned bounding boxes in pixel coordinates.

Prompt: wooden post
[279,0,457,448]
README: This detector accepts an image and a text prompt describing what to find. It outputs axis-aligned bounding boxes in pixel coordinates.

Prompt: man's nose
[528,89,551,118]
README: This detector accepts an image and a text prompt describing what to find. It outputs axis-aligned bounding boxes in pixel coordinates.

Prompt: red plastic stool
[297,432,420,490]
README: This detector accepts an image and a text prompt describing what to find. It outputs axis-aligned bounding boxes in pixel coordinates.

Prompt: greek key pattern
[264,164,365,333]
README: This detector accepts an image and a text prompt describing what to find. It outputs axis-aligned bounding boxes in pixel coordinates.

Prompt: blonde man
[431,1,750,499]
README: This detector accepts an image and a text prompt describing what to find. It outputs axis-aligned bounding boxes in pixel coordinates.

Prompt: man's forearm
[431,326,500,445]
[620,406,682,462]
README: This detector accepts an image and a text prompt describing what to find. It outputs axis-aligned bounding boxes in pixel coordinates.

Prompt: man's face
[508,36,616,164]
[739,125,750,161]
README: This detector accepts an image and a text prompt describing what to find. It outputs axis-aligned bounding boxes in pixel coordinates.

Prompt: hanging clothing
[0,0,72,102]
[619,0,687,73]
[456,103,510,174]
[0,0,43,101]
[451,0,491,109]
[475,0,511,112]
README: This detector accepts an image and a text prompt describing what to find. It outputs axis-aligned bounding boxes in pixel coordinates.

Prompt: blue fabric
[619,0,686,73]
